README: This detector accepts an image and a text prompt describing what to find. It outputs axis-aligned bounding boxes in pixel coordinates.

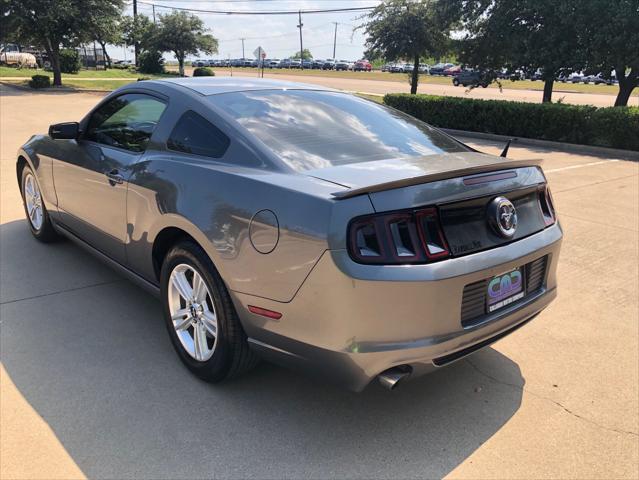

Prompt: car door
[54,92,167,263]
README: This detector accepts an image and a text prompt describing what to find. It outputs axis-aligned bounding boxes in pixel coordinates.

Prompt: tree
[153,11,217,76]
[86,8,125,69]
[4,0,123,86]
[120,14,156,53]
[450,0,585,103]
[579,0,638,106]
[291,49,313,60]
[360,0,452,94]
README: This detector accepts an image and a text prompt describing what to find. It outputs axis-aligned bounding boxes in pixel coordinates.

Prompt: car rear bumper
[232,223,562,391]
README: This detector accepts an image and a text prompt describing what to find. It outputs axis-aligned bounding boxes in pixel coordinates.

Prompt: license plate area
[486,267,525,313]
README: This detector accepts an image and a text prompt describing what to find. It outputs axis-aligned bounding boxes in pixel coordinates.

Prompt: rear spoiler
[331,158,543,199]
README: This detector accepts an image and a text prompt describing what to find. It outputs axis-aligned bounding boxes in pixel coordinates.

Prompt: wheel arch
[151,226,201,282]
[16,155,29,192]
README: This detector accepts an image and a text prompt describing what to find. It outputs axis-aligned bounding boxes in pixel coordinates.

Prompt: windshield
[209,90,467,171]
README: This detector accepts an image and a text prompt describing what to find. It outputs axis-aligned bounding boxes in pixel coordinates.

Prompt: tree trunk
[44,39,62,86]
[99,41,111,69]
[410,54,419,94]
[177,53,184,76]
[542,78,554,103]
[614,68,637,107]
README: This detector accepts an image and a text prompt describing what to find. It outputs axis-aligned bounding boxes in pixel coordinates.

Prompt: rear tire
[20,165,59,242]
[452,78,460,86]
[160,241,259,383]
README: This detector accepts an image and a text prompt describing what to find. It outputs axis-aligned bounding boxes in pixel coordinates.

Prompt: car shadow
[1,219,525,479]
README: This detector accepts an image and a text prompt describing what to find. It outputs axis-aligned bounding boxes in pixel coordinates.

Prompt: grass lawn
[173,65,624,96]
[0,65,178,79]
[1,78,135,91]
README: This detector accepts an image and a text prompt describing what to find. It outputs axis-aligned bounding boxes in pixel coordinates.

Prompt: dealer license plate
[487,268,525,313]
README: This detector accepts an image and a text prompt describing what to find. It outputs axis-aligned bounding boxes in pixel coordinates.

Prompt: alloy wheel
[23,171,43,230]
[168,263,218,361]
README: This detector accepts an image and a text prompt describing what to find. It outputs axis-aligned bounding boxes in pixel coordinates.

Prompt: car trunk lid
[305,152,541,199]
[306,151,550,257]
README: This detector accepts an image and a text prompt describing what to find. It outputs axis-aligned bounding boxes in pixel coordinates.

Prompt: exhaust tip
[377,366,411,390]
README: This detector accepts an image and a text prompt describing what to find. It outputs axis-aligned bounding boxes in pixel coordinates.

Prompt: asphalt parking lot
[1,85,637,479]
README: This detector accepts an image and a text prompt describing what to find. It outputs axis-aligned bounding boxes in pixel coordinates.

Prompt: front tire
[20,165,59,242]
[160,241,259,383]
[452,78,460,86]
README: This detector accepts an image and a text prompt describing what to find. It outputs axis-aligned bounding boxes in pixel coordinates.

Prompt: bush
[59,49,80,74]
[383,93,639,151]
[29,75,51,89]
[138,51,165,74]
[193,67,214,77]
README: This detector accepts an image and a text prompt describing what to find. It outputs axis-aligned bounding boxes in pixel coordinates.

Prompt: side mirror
[49,122,79,140]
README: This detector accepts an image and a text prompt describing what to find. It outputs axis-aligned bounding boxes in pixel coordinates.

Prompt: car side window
[86,93,167,153]
[167,110,230,158]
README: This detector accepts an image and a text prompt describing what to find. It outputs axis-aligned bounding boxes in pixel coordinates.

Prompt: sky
[113,0,383,62]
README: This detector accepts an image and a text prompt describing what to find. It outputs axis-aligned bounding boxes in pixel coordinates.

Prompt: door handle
[106,169,124,186]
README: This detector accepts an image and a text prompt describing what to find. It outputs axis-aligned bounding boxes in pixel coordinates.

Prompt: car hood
[304,151,542,199]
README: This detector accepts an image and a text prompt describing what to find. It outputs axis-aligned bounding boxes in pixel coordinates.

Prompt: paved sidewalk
[1,86,637,479]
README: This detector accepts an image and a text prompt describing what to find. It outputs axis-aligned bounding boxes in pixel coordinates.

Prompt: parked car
[322,59,336,70]
[265,59,280,68]
[191,60,206,68]
[335,59,353,71]
[289,59,302,69]
[381,63,392,72]
[452,70,489,88]
[389,63,405,73]
[443,65,462,76]
[568,72,584,83]
[312,59,325,69]
[354,60,372,71]
[428,63,454,75]
[18,77,561,391]
[418,63,429,73]
[583,74,613,85]
[301,59,313,69]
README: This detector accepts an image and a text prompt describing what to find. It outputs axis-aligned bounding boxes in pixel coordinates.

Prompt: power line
[134,1,377,15]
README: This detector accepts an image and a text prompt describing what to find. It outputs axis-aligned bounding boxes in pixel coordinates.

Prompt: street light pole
[332,22,338,59]
[240,38,245,59]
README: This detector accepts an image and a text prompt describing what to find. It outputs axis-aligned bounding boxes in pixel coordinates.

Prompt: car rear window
[167,110,230,158]
[209,90,467,171]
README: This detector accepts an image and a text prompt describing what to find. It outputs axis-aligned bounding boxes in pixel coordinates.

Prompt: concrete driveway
[1,85,637,479]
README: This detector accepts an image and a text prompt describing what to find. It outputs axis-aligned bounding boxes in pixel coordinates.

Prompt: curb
[441,128,639,161]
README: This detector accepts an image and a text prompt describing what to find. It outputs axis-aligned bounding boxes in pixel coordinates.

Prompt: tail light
[348,207,450,264]
[538,184,556,226]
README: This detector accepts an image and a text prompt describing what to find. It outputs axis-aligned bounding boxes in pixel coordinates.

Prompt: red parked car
[443,65,462,76]
[354,60,372,72]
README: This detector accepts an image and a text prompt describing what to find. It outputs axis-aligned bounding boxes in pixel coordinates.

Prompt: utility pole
[332,22,338,59]
[152,4,156,23]
[240,38,245,59]
[132,0,139,67]
[133,0,139,62]
[297,11,304,64]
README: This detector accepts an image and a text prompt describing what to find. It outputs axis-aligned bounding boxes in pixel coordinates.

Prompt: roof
[156,77,335,96]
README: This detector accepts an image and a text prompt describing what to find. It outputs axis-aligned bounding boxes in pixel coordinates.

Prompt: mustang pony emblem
[488,196,518,238]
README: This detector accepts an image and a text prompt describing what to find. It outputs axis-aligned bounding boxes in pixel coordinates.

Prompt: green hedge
[383,94,639,151]
[138,50,165,74]
[29,74,50,89]
[59,49,80,74]
[193,67,214,77]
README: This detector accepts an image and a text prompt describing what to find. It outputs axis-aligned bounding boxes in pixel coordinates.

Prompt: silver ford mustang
[16,78,562,391]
